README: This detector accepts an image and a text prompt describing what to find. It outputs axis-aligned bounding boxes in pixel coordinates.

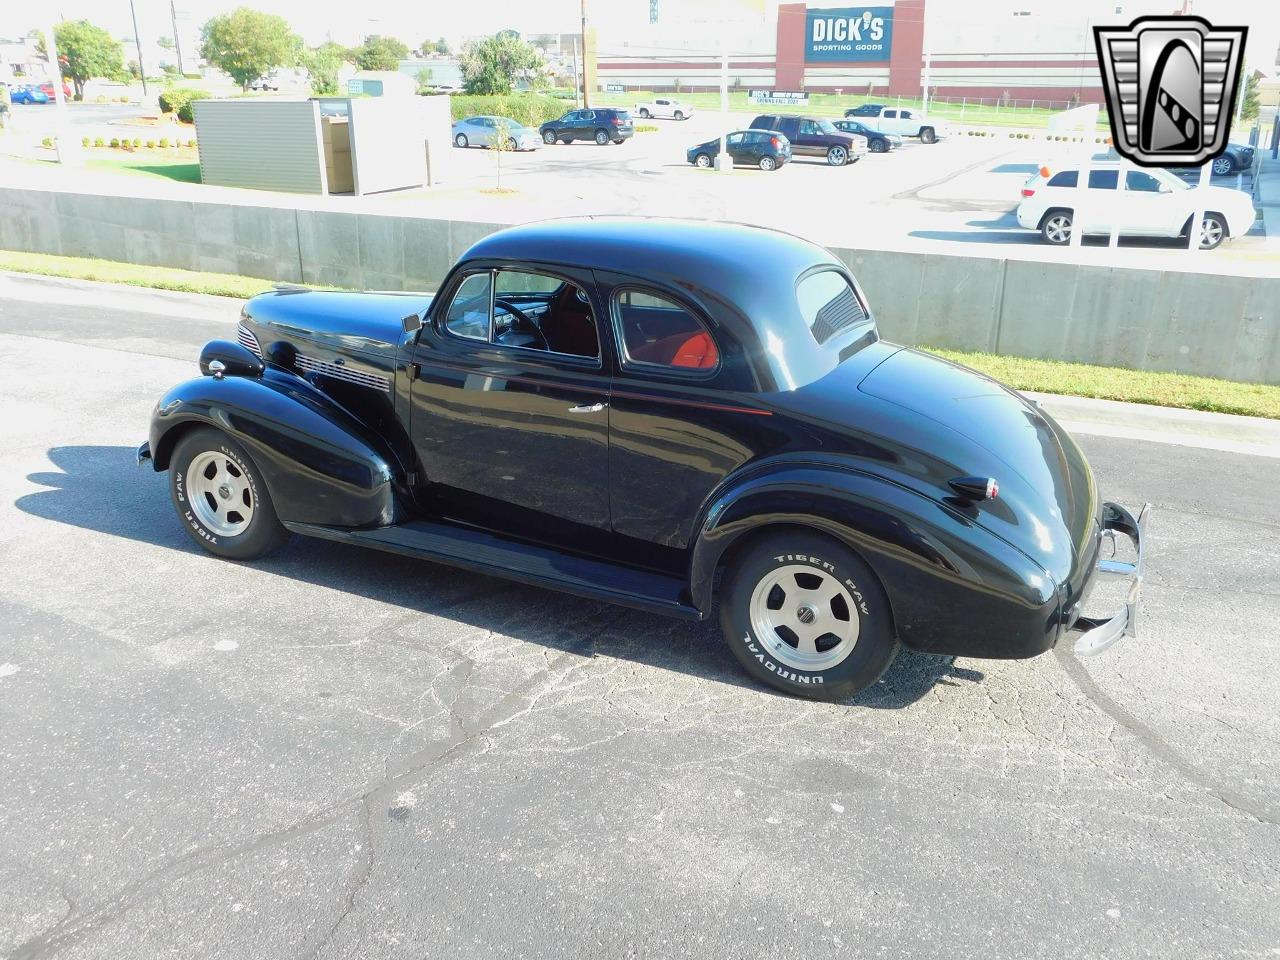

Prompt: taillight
[612,116,622,125]
[1021,187,1036,197]
[771,136,780,148]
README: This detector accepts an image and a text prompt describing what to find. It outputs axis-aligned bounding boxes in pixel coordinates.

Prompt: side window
[1126,170,1164,193]
[1047,170,1079,187]
[796,270,868,346]
[494,269,600,360]
[656,99,668,107]
[1088,169,1119,189]
[900,110,913,119]
[779,118,798,134]
[883,109,897,119]
[581,111,595,121]
[614,288,719,371]
[727,132,745,146]
[799,120,820,135]
[444,272,492,341]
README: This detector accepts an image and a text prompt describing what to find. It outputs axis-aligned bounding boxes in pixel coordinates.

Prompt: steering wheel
[494,298,549,351]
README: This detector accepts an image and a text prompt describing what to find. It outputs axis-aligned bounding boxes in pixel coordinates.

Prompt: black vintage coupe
[139,219,1148,700]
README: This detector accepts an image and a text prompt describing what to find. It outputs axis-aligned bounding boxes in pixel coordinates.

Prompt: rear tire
[759,155,776,171]
[720,530,898,701]
[920,126,937,144]
[169,427,288,561]
[1040,209,1073,245]
[595,129,609,145]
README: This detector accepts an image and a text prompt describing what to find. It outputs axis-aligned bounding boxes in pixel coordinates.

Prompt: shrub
[132,138,141,148]
[95,95,108,104]
[176,95,209,124]
[449,93,565,128]
[186,139,197,149]
[159,137,169,148]
[81,136,90,148]
[41,136,54,148]
[109,137,121,148]
[159,86,210,121]
[146,139,156,149]
[94,137,105,147]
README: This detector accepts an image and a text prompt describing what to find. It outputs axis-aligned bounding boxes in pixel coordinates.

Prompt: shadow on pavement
[17,445,984,708]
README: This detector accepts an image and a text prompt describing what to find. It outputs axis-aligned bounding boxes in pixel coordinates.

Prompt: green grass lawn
[85,154,201,184]
[1,250,1275,419]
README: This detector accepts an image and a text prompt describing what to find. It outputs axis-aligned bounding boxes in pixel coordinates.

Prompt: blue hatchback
[9,85,50,105]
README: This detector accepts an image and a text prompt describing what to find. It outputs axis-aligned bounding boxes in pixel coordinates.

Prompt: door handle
[568,402,606,414]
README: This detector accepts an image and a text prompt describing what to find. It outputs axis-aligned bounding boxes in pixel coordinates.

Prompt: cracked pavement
[0,276,1277,959]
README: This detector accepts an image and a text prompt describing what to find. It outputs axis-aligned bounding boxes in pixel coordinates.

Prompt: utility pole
[580,0,590,108]
[43,20,80,164]
[170,0,185,76]
[128,0,148,96]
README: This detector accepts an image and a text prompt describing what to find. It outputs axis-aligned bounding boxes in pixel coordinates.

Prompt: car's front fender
[689,460,1063,659]
[148,367,406,529]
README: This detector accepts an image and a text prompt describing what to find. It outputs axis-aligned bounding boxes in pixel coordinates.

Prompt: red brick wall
[887,0,926,96]
[775,3,808,89]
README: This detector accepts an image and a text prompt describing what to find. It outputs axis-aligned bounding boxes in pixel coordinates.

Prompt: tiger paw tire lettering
[720,532,898,701]
[169,428,288,561]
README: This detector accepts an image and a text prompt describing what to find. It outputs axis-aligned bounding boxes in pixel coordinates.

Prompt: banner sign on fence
[805,7,893,62]
[748,90,810,105]
[605,83,625,93]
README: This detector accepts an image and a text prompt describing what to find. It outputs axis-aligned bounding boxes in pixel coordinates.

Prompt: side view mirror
[199,339,265,380]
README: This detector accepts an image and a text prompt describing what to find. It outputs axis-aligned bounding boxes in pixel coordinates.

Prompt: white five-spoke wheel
[1042,211,1072,245]
[748,564,860,672]
[187,450,255,537]
[720,531,898,701]
[1198,213,1226,250]
[169,427,288,561]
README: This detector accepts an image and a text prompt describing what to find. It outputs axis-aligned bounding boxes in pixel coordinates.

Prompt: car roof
[460,218,854,391]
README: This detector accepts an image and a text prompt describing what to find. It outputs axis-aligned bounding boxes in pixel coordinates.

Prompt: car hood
[1196,184,1253,207]
[244,289,432,360]
[856,348,1097,577]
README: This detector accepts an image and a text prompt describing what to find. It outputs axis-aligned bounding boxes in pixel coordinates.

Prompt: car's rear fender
[148,366,408,529]
[690,461,1062,659]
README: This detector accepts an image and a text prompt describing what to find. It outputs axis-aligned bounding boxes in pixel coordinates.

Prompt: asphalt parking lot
[406,110,1268,260]
[1,273,1277,959]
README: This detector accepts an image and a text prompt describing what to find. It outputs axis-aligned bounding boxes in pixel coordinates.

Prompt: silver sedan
[452,115,541,151]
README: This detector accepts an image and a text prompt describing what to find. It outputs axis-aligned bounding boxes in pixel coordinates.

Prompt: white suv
[1016,162,1256,250]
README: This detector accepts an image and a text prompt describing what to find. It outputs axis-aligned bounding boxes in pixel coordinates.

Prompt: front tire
[169,427,288,561]
[454,133,468,148]
[1211,155,1233,175]
[638,108,650,118]
[826,145,849,166]
[694,153,712,168]
[1040,210,1073,245]
[869,139,887,153]
[674,110,684,120]
[721,531,898,701]
[542,130,557,144]
[920,126,937,144]
[1197,212,1227,250]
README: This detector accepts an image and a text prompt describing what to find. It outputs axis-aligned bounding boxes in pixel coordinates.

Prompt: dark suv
[845,103,885,117]
[749,114,862,166]
[540,108,635,146]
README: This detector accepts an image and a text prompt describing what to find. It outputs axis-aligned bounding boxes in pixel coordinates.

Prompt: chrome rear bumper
[1069,501,1151,657]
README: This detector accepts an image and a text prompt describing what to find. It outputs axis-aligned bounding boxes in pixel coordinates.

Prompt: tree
[200,7,299,91]
[1240,72,1259,122]
[490,118,516,191]
[415,67,434,93]
[53,21,126,100]
[28,28,46,59]
[434,37,450,55]
[355,35,409,72]
[157,36,175,51]
[301,42,349,97]
[459,33,542,95]
[421,37,449,56]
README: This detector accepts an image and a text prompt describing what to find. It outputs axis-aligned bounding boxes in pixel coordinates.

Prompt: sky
[8,0,1279,67]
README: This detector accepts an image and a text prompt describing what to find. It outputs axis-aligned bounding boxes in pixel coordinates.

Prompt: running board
[282,519,705,621]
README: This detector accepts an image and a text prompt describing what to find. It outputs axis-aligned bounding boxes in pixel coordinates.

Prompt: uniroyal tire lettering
[743,635,823,685]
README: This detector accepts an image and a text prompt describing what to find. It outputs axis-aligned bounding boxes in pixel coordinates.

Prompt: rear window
[796,270,868,346]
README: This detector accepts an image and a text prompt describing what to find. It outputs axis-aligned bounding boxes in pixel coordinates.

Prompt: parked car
[248,75,279,92]
[749,114,865,166]
[452,115,541,151]
[687,129,791,170]
[634,97,693,120]
[848,104,949,143]
[38,80,72,100]
[833,119,902,153]
[1169,142,1256,177]
[138,218,1148,701]
[9,85,49,105]
[844,103,886,118]
[540,108,634,145]
[1017,161,1256,250]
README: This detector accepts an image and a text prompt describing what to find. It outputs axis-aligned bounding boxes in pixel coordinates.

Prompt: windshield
[817,119,839,135]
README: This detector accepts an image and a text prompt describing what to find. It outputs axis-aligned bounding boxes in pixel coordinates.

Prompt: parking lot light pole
[717,28,729,172]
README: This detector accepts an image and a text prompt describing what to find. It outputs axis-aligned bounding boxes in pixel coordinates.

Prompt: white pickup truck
[633,97,694,120]
[844,104,949,144]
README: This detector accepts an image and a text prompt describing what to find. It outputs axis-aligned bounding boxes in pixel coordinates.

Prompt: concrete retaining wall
[2,185,1276,383]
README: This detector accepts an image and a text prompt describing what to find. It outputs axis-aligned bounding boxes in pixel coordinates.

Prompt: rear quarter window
[796,270,869,346]
[1047,171,1079,187]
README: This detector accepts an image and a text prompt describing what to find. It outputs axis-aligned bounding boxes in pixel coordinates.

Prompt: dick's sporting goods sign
[806,7,893,62]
